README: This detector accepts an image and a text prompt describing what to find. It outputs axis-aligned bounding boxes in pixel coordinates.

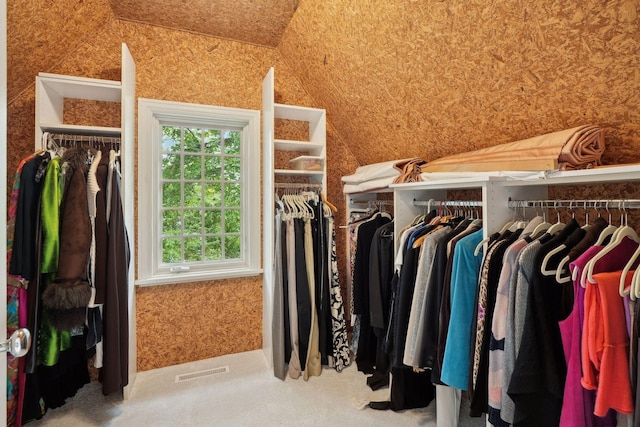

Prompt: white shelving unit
[34,43,137,399]
[273,101,326,184]
[351,164,640,423]
[262,67,327,367]
[391,164,640,243]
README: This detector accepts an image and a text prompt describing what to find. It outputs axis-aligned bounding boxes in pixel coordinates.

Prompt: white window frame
[137,98,261,286]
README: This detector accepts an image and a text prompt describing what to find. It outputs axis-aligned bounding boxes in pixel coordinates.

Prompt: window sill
[135,268,263,287]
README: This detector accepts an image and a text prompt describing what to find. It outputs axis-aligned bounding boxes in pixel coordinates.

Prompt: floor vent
[175,366,229,383]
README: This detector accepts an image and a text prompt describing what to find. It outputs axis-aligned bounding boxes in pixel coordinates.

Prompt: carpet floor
[27,350,487,426]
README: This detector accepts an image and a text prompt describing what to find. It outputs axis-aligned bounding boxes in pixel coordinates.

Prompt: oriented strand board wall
[7,0,114,101]
[109,0,298,48]
[7,14,358,371]
[279,0,640,168]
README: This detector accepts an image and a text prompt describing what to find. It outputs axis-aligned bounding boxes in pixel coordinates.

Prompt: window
[137,98,261,286]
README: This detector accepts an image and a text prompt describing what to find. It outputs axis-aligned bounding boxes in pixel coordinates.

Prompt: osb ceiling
[108,0,300,47]
[280,0,640,167]
[9,0,640,171]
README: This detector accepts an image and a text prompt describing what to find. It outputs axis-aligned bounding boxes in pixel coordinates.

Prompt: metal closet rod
[275,182,322,188]
[350,199,394,205]
[507,199,640,209]
[275,182,323,191]
[412,199,483,207]
[50,133,121,145]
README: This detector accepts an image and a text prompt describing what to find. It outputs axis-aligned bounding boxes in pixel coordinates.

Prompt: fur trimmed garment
[42,148,93,330]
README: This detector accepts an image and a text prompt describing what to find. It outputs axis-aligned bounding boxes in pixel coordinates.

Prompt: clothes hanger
[302,194,315,220]
[275,192,285,212]
[497,201,520,235]
[631,268,640,300]
[584,201,640,287]
[321,193,338,213]
[619,244,640,297]
[545,202,566,235]
[571,201,616,282]
[554,202,589,282]
[530,201,552,237]
[540,201,575,276]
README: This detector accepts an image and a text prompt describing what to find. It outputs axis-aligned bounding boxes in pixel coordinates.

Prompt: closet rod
[349,199,393,206]
[275,182,322,189]
[50,133,121,144]
[412,199,483,207]
[507,199,640,210]
[45,132,121,151]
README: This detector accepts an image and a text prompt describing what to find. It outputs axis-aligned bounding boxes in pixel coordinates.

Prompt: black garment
[101,169,131,395]
[469,229,522,416]
[369,367,435,411]
[282,221,291,365]
[366,221,395,390]
[10,153,49,280]
[293,218,311,371]
[313,204,332,366]
[369,222,395,330]
[508,219,579,426]
[391,240,422,368]
[354,213,392,373]
[36,334,90,411]
[353,213,393,314]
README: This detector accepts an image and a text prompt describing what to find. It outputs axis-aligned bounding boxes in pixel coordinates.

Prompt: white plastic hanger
[556,203,590,283]
[540,202,573,276]
[584,202,640,286]
[619,244,640,297]
[594,201,617,246]
[571,203,616,282]
[632,266,640,300]
[530,201,552,237]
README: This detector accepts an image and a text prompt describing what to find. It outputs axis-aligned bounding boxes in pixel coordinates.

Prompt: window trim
[137,98,261,286]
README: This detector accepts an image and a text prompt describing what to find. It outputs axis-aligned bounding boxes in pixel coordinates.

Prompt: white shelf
[503,164,640,186]
[37,72,121,102]
[274,103,325,122]
[390,175,506,190]
[39,123,121,137]
[274,169,324,177]
[274,138,324,153]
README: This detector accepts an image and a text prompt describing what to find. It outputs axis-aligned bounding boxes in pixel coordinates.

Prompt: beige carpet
[27,350,487,426]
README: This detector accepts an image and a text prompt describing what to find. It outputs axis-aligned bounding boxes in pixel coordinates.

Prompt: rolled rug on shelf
[422,125,605,172]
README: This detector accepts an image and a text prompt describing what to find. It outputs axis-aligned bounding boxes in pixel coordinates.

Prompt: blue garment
[440,229,484,390]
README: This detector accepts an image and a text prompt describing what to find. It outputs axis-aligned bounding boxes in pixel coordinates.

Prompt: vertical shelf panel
[262,67,275,368]
[262,67,328,370]
[121,42,137,399]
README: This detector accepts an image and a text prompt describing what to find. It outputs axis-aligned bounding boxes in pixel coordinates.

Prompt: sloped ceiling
[7,0,114,101]
[8,0,640,170]
[108,0,299,47]
[280,0,640,167]
[7,0,300,102]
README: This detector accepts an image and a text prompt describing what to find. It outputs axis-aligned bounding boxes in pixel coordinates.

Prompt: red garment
[582,270,634,416]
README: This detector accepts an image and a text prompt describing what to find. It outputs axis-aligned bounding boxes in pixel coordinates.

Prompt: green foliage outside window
[160,125,242,264]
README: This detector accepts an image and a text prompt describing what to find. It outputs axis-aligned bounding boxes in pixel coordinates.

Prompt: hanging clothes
[9,143,131,426]
[353,212,392,374]
[272,190,349,381]
[6,152,41,427]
